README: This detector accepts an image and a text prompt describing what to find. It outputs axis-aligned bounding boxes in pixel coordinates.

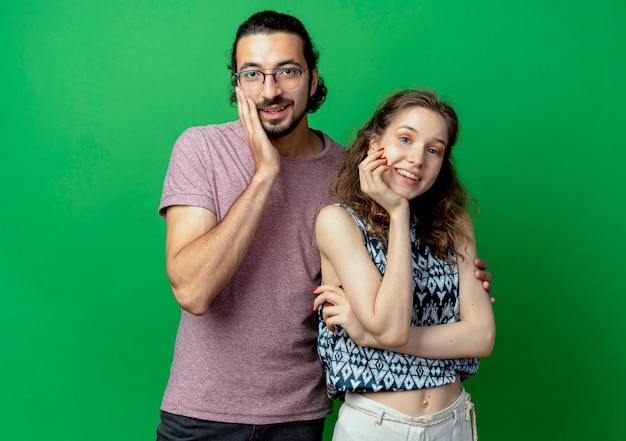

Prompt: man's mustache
[256,97,293,109]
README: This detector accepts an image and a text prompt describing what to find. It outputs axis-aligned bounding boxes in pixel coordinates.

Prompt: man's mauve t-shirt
[159,121,344,424]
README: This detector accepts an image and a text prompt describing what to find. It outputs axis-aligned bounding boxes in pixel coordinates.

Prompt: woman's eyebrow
[397,125,447,146]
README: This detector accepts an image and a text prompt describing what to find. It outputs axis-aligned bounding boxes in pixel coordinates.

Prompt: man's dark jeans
[156,410,326,441]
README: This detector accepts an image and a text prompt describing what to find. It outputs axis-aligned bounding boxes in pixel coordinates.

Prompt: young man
[156,10,492,441]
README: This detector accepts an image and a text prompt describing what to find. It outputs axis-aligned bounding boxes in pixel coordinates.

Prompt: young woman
[313,90,496,440]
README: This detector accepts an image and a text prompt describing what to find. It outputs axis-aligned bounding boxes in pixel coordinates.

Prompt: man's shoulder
[181,120,244,139]
[173,120,247,154]
[318,131,346,157]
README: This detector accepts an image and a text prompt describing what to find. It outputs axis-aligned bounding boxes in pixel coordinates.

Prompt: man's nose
[261,73,282,98]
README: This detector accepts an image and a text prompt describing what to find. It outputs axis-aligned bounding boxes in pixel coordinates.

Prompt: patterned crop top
[317,205,478,400]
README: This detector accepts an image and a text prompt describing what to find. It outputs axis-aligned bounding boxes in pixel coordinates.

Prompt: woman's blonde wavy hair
[334,89,476,262]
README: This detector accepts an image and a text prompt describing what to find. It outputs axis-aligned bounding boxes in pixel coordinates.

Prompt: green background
[2,1,625,439]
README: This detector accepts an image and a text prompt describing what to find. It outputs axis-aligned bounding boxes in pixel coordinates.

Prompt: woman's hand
[358,147,408,217]
[312,284,373,346]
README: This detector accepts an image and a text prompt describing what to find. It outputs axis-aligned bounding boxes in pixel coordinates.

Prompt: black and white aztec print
[317,205,478,400]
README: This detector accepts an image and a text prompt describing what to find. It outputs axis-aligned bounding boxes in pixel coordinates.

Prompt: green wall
[2,1,625,439]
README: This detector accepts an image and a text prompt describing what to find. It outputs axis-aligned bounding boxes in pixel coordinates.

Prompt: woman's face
[368,106,449,201]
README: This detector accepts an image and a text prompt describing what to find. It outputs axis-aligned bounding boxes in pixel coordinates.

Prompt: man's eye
[280,68,296,76]
[243,71,260,79]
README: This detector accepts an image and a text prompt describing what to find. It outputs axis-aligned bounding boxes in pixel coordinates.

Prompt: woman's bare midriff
[360,376,462,417]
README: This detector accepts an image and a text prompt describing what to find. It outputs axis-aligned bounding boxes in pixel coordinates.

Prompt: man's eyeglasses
[234,68,308,94]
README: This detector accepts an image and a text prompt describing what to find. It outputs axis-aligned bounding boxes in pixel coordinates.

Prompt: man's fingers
[474,269,492,283]
[483,281,492,294]
[473,257,488,271]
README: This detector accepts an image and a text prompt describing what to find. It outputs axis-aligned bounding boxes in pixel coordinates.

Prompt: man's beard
[257,97,308,138]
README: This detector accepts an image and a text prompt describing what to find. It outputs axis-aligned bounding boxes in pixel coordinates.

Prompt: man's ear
[368,134,380,154]
[309,68,319,97]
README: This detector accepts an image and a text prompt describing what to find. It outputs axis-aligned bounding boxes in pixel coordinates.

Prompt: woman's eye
[427,147,443,156]
[399,136,411,144]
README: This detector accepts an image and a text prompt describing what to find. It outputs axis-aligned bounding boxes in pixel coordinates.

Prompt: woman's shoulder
[319,204,366,226]
[317,204,354,226]
[317,204,371,251]
[318,204,367,236]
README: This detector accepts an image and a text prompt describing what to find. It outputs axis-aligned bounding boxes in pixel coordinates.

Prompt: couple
[157,10,495,441]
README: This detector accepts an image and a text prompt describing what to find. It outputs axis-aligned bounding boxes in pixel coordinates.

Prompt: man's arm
[165,172,275,315]
[165,89,280,315]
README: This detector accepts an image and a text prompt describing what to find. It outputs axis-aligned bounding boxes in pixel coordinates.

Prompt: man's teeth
[263,106,287,113]
[397,169,419,180]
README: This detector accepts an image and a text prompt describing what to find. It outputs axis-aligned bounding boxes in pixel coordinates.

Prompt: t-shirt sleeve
[158,127,216,218]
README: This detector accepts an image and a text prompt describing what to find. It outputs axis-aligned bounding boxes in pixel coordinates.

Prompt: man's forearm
[167,174,276,314]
